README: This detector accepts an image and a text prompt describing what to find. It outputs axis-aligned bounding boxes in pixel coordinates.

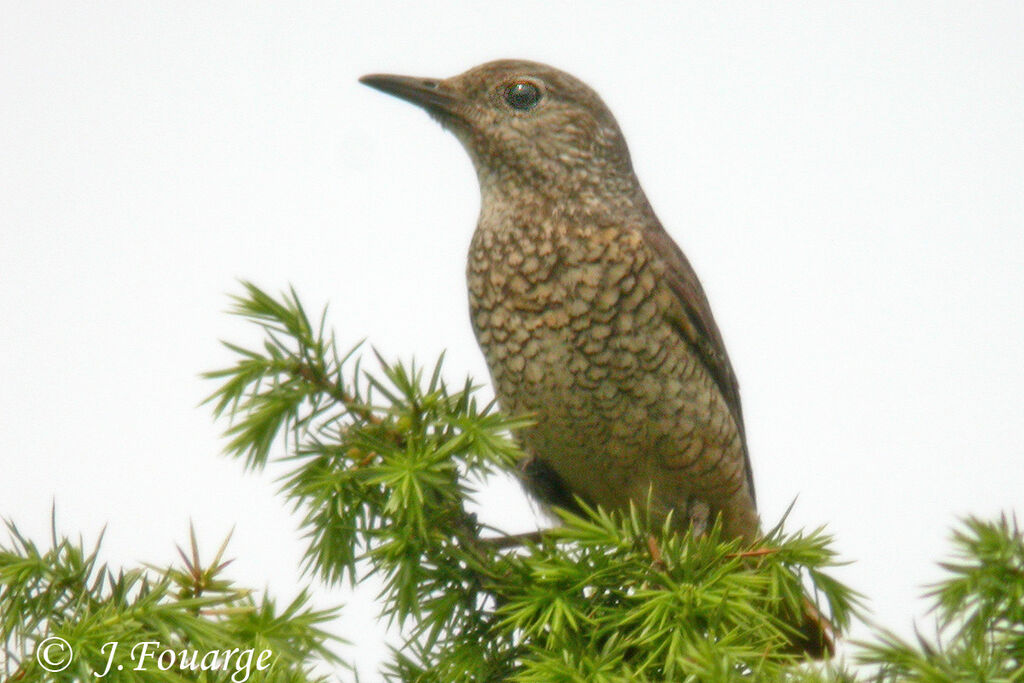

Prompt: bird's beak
[359,73,463,120]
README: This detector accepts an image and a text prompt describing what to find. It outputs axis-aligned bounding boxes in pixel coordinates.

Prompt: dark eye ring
[504,81,542,110]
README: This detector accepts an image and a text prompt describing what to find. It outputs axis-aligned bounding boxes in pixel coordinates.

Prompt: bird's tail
[786,595,835,659]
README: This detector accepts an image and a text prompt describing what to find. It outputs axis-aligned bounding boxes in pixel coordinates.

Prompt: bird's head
[360,60,636,196]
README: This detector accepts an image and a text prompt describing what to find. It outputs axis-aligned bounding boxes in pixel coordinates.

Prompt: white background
[2,2,1022,678]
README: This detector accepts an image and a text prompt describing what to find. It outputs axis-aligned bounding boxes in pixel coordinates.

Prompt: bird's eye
[504,81,542,110]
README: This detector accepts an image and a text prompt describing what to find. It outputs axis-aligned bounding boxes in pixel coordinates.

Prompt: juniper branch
[205,283,862,680]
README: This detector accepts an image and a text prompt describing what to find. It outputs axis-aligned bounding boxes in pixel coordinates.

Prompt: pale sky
[2,2,1022,679]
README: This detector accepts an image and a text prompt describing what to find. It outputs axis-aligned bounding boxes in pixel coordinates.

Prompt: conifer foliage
[1,283,1020,682]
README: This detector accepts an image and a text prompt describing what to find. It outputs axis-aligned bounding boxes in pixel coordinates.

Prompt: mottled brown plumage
[361,59,834,658]
[361,60,758,543]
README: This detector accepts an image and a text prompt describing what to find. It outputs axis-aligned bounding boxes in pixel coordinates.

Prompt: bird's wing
[640,219,756,505]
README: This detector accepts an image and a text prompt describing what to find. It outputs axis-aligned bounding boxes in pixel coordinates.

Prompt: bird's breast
[466,216,704,506]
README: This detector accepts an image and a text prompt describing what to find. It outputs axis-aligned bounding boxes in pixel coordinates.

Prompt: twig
[479,531,545,550]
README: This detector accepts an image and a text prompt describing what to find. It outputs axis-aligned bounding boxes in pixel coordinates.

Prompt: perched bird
[361,59,756,540]
[360,60,830,655]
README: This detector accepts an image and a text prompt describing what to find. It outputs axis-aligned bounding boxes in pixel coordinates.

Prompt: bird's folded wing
[641,220,756,505]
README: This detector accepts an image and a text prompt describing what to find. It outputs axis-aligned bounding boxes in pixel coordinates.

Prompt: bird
[360,59,756,541]
[360,60,831,656]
